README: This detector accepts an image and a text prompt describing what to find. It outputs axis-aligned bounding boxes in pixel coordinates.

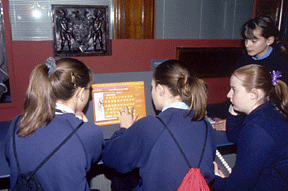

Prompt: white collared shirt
[55,103,75,114]
[162,102,190,112]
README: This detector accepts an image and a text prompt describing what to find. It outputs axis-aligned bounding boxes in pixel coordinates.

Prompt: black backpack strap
[12,115,22,175]
[13,119,84,179]
[156,117,208,169]
[272,164,288,183]
[197,120,208,168]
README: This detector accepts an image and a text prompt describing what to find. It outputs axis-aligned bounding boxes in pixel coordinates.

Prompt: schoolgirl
[102,59,216,190]
[212,64,288,190]
[5,57,104,190]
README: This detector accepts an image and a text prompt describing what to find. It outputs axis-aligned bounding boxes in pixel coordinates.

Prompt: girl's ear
[250,88,263,101]
[156,84,165,96]
[266,36,275,46]
[76,87,85,101]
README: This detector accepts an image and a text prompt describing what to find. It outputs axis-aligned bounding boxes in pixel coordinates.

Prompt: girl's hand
[212,119,227,131]
[228,104,238,116]
[75,111,88,122]
[213,161,226,178]
[119,107,139,129]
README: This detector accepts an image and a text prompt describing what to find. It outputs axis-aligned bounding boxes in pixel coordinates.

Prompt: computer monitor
[92,81,147,126]
[84,71,155,139]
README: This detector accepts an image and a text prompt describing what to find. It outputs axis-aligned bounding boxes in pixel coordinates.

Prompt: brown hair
[18,58,93,137]
[242,16,286,52]
[153,60,208,120]
[233,64,288,116]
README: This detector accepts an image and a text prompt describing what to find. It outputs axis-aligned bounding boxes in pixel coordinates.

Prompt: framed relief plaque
[52,5,111,57]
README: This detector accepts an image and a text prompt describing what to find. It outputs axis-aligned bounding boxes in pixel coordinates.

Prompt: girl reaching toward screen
[102,59,216,190]
[212,64,288,191]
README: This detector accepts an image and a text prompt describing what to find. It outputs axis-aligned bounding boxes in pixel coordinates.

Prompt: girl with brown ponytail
[5,57,104,191]
[102,59,216,190]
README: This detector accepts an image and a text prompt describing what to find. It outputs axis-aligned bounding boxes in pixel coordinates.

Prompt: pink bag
[157,117,210,191]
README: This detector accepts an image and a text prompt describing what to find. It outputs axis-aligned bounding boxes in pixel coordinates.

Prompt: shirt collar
[252,46,273,60]
[55,103,75,114]
[162,102,190,112]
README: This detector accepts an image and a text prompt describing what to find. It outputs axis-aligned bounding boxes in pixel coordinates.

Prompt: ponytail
[177,75,208,120]
[19,64,55,137]
[273,80,288,116]
[19,57,93,137]
[153,59,208,121]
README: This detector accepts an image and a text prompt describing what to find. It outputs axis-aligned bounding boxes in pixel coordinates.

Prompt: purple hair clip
[271,70,282,86]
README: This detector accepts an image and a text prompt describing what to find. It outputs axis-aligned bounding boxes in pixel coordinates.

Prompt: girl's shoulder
[130,115,161,131]
[270,47,288,61]
[134,114,160,124]
[54,113,102,134]
[245,107,288,138]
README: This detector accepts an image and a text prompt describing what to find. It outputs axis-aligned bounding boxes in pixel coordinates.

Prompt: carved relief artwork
[52,5,110,57]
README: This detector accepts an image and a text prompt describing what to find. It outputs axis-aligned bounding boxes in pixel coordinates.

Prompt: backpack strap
[12,116,22,175]
[13,118,84,179]
[272,164,288,183]
[156,117,208,169]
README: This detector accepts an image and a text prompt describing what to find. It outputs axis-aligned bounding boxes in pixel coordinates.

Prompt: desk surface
[0,121,233,179]
[212,129,234,147]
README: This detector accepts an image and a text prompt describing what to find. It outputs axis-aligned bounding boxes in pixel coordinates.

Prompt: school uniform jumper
[5,113,104,191]
[207,46,288,121]
[212,101,288,191]
[236,46,288,84]
[102,107,216,191]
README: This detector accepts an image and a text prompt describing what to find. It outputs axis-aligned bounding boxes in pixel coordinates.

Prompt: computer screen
[92,81,147,126]
[84,71,155,139]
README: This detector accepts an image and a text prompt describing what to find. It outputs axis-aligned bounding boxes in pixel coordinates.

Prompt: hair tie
[45,57,57,76]
[71,72,77,87]
[186,75,193,81]
[271,70,282,86]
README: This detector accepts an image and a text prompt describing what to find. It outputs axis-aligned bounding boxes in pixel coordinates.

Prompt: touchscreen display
[92,81,147,126]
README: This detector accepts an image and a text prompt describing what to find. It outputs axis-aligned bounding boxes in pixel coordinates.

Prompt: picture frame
[52,5,110,57]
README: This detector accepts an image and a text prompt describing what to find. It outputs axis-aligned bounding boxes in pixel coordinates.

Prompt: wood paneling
[254,0,284,28]
[114,0,154,39]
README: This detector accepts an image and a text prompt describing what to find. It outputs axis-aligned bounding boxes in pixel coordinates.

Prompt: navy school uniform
[5,113,104,191]
[212,101,288,191]
[207,46,288,121]
[235,46,288,85]
[102,108,216,191]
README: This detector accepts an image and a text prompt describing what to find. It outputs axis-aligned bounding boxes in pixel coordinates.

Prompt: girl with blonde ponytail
[213,64,288,191]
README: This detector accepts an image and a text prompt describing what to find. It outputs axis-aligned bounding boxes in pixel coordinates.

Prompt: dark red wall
[0,1,242,122]
[0,39,241,121]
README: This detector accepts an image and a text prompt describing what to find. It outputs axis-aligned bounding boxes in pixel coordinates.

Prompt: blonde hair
[153,60,208,120]
[233,64,288,116]
[19,58,93,137]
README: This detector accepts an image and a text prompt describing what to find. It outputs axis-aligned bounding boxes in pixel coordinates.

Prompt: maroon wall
[0,39,241,121]
[0,1,242,122]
